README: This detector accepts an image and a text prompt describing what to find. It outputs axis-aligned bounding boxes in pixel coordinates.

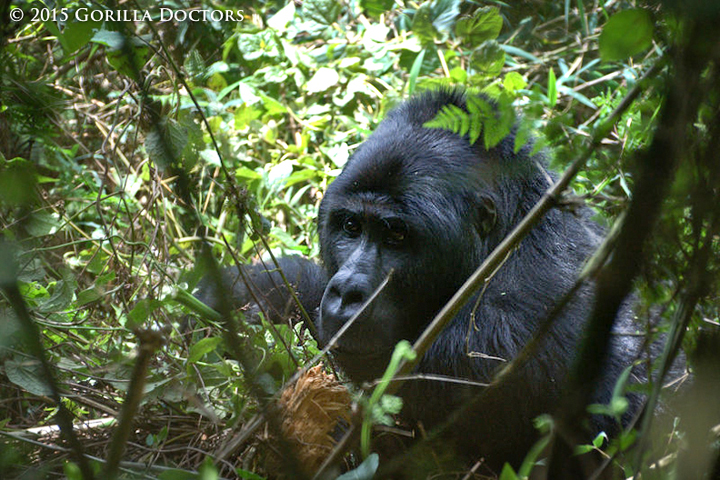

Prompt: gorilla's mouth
[332,347,394,383]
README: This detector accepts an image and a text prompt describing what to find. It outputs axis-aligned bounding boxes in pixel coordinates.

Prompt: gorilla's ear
[475,194,497,237]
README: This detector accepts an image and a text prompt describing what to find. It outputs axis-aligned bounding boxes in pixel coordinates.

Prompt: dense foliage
[1,0,719,479]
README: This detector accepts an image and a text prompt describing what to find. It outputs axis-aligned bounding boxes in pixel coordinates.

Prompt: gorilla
[198,89,644,473]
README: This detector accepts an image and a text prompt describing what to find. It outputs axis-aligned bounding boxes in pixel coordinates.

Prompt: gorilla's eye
[342,217,362,237]
[384,219,408,246]
[386,229,405,245]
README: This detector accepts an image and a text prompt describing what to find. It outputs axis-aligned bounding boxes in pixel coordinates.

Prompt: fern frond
[423,104,469,137]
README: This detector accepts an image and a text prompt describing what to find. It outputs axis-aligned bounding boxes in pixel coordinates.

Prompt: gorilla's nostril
[342,289,364,307]
[328,285,341,298]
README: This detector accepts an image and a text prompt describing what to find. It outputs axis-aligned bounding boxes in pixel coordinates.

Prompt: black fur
[197,89,642,471]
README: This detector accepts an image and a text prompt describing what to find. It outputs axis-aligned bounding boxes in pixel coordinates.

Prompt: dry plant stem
[388,58,665,396]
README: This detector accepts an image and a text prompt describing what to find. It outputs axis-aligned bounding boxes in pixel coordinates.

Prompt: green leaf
[0,308,22,349]
[455,7,502,45]
[62,19,102,55]
[517,432,553,478]
[286,168,318,188]
[599,9,653,62]
[380,394,403,415]
[184,50,205,80]
[43,21,64,51]
[198,460,219,480]
[268,160,294,189]
[90,30,126,50]
[612,363,634,403]
[303,0,341,25]
[498,463,519,480]
[481,95,514,150]
[188,337,223,363]
[234,105,263,129]
[593,431,608,448]
[5,359,52,396]
[306,67,339,93]
[127,298,162,329]
[503,72,527,93]
[577,0,589,36]
[26,212,60,237]
[412,3,436,44]
[76,287,103,306]
[449,67,467,83]
[90,30,149,80]
[145,119,189,170]
[361,341,416,456]
[547,67,557,107]
[424,104,469,138]
[267,2,296,31]
[430,0,461,35]
[235,167,262,180]
[412,0,461,43]
[514,121,532,154]
[471,40,505,76]
[261,95,288,118]
[467,96,491,145]
[63,462,83,480]
[0,159,38,207]
[361,0,396,18]
[558,85,597,109]
[237,31,280,61]
[120,43,150,77]
[500,44,541,63]
[39,275,76,313]
[408,48,426,95]
[619,427,638,451]
[173,287,222,322]
[575,444,595,455]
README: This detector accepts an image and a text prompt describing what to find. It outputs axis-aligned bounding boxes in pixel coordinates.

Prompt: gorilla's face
[315,106,495,382]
